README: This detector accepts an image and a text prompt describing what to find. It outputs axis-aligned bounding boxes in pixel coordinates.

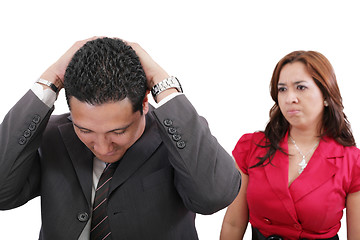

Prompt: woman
[220,51,360,239]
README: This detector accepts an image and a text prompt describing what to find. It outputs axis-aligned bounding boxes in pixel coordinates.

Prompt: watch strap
[36,78,59,93]
[151,76,182,103]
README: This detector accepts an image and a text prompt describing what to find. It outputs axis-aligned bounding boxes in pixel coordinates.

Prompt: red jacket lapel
[290,136,342,202]
[264,131,298,222]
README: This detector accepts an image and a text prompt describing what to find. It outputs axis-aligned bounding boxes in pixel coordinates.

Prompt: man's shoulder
[45,113,72,133]
[49,112,71,124]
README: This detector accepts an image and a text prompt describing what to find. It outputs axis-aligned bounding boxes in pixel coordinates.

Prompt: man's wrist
[148,72,170,88]
[151,76,183,103]
[36,79,60,93]
[31,83,57,108]
[40,69,64,91]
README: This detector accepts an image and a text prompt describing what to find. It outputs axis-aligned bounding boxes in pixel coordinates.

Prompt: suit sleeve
[152,94,241,214]
[0,90,53,209]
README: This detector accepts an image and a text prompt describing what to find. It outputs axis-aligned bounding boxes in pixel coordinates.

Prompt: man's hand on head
[38,37,178,103]
[126,42,178,103]
[39,36,100,92]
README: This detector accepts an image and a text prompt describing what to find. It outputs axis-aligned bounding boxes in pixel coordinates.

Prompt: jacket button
[168,127,177,135]
[77,212,89,222]
[24,129,31,138]
[176,140,186,149]
[172,134,181,141]
[267,236,282,240]
[18,136,27,145]
[28,122,37,131]
[263,218,272,225]
[163,119,173,127]
[32,115,41,123]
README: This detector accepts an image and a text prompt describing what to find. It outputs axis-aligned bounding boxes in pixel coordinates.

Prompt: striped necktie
[90,162,119,240]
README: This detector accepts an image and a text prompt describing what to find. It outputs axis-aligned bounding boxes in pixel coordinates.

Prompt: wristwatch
[151,76,183,102]
[36,78,60,93]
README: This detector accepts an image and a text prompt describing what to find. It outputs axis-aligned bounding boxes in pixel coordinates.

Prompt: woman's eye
[278,87,286,92]
[297,85,307,90]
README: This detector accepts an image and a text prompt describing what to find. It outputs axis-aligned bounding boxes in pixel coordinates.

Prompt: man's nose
[93,135,113,155]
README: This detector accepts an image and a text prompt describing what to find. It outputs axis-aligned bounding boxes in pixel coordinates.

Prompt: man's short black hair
[64,37,147,114]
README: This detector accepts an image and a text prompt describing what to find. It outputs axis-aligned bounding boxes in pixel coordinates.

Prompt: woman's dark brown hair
[252,50,355,168]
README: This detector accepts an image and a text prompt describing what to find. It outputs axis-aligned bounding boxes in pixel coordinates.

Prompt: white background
[0,0,359,239]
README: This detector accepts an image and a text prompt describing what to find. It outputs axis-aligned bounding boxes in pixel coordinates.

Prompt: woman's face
[277,61,325,132]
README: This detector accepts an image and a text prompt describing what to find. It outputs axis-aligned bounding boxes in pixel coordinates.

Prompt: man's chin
[95,153,123,163]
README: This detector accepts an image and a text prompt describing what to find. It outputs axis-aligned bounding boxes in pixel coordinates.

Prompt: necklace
[289,136,319,174]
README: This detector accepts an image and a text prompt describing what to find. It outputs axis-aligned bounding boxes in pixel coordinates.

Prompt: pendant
[298,156,307,174]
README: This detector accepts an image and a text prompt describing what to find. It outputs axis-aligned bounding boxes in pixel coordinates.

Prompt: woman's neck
[289,125,321,146]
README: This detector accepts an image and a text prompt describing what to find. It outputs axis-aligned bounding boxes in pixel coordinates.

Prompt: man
[0,37,241,239]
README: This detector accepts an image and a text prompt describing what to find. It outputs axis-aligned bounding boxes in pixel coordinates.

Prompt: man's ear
[142,90,150,114]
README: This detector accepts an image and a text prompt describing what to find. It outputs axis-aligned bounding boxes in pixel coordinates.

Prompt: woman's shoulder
[326,136,360,157]
[340,145,360,193]
[233,132,267,171]
[233,131,267,154]
[237,131,266,144]
[343,144,360,159]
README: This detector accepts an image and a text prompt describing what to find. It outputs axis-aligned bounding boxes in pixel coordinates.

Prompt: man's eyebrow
[107,124,132,133]
[73,123,92,131]
[73,122,133,133]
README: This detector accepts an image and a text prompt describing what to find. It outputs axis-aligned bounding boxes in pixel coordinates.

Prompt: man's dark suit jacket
[0,91,241,239]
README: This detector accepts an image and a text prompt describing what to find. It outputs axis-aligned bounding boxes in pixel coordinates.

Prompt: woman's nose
[285,89,298,104]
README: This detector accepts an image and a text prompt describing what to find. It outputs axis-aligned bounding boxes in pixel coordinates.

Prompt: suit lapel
[109,111,162,194]
[264,132,298,222]
[56,107,162,203]
[290,136,342,202]
[58,117,94,206]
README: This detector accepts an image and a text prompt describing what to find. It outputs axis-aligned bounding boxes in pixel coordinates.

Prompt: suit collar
[58,117,94,206]
[109,111,162,194]
[264,131,344,221]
